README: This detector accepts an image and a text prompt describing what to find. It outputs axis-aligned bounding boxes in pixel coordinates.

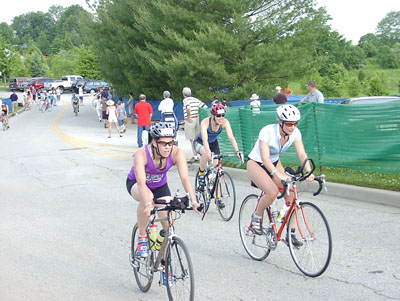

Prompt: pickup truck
[44,75,83,93]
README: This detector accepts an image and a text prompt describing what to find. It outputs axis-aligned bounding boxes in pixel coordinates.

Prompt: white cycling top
[248,123,302,163]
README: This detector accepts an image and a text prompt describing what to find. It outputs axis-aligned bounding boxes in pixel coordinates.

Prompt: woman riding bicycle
[126,122,201,258]
[194,102,243,198]
[247,104,314,245]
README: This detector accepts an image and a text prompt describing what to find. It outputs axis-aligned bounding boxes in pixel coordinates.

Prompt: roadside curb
[188,162,400,208]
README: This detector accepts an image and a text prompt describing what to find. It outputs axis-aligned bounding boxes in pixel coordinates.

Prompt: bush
[368,74,388,95]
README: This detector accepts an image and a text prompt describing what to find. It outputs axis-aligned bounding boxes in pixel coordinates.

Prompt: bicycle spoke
[216,172,236,221]
[166,237,194,300]
[131,224,153,292]
[288,202,332,277]
[238,194,271,261]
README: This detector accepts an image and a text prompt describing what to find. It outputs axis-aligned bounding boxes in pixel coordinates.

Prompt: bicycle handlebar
[150,195,203,215]
[277,158,325,198]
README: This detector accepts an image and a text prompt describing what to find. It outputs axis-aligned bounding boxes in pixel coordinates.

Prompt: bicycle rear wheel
[216,171,236,221]
[238,194,271,261]
[287,202,332,277]
[131,224,154,292]
[165,237,194,301]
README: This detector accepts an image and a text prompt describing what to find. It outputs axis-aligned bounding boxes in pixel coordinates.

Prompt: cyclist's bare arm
[133,148,154,215]
[293,140,314,182]
[173,147,199,211]
[222,119,241,155]
[200,118,212,160]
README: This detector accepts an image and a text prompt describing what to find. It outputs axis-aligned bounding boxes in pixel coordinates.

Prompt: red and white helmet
[210,102,226,115]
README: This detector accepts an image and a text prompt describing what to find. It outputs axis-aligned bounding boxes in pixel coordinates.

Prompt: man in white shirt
[182,87,207,162]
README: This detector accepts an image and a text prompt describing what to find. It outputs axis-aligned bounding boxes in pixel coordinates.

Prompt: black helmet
[150,122,176,139]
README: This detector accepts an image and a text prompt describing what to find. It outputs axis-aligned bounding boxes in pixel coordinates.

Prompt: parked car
[44,75,83,93]
[341,96,400,105]
[28,77,57,92]
[9,77,30,91]
[82,80,110,93]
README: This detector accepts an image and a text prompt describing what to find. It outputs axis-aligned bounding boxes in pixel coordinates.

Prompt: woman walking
[106,100,122,138]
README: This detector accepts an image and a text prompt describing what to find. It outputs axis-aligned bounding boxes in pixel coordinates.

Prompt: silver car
[341,96,400,105]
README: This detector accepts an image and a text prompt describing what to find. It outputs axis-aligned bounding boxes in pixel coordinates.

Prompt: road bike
[1,112,9,131]
[238,158,332,277]
[194,153,236,221]
[131,194,203,300]
[73,102,79,116]
[41,99,52,113]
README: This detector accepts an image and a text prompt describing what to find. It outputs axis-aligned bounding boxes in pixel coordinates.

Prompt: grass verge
[224,162,400,192]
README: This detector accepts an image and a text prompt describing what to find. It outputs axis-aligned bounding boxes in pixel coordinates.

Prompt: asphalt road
[1,93,399,300]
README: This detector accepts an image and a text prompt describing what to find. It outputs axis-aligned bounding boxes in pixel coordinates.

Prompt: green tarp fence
[199,102,400,174]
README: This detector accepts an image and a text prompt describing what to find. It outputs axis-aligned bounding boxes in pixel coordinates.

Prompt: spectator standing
[158,90,178,130]
[78,85,84,105]
[10,90,18,115]
[101,96,108,128]
[134,94,153,148]
[221,96,232,108]
[273,93,288,104]
[127,92,135,123]
[301,80,324,103]
[182,87,208,162]
[117,99,127,133]
[56,87,61,105]
[94,95,102,122]
[31,86,38,105]
[23,88,29,110]
[106,100,122,138]
[249,93,261,114]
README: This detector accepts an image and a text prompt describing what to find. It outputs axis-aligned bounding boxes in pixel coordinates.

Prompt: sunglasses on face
[284,121,298,127]
[216,114,225,118]
[157,140,175,147]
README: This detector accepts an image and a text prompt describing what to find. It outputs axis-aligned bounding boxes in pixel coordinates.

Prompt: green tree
[0,22,15,45]
[357,69,366,83]
[376,11,400,46]
[346,78,362,97]
[92,0,329,99]
[358,33,380,58]
[368,73,388,96]
[0,37,12,82]
[376,45,399,69]
[46,49,76,78]
[74,45,100,79]
[11,12,55,54]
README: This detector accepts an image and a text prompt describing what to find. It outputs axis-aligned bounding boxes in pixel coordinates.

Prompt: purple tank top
[128,145,174,189]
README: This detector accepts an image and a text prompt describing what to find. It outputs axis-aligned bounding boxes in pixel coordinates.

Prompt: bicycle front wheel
[287,202,332,277]
[216,171,236,221]
[238,194,271,261]
[131,224,154,292]
[165,237,194,301]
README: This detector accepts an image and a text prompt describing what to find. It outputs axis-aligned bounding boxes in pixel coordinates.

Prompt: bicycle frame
[148,212,175,273]
[255,182,314,243]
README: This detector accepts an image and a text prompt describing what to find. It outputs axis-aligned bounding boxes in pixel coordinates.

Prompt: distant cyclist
[194,101,244,205]
[126,122,201,258]
[247,104,314,246]
[71,94,79,113]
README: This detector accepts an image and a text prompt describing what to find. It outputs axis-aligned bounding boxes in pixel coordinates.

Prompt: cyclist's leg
[247,160,279,216]
[129,181,154,236]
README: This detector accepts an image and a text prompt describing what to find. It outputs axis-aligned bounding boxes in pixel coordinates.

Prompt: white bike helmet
[277,105,301,122]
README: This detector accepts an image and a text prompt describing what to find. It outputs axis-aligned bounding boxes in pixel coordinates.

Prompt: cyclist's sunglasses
[216,114,225,118]
[284,121,298,127]
[157,140,175,147]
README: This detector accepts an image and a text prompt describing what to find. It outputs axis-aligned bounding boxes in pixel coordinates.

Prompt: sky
[1,0,400,45]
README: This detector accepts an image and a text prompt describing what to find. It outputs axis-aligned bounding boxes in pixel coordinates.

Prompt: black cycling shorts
[194,139,220,155]
[126,178,171,200]
[249,159,279,188]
